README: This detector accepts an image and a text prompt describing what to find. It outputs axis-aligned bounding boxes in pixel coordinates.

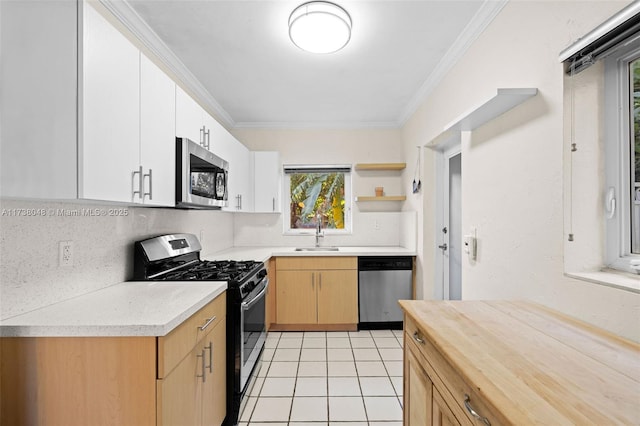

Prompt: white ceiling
[123,0,504,128]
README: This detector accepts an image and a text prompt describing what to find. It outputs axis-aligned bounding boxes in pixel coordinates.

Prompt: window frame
[604,42,640,274]
[282,165,353,235]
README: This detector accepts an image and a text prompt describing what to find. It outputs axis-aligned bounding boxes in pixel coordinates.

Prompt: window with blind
[604,42,640,273]
[283,165,352,234]
[561,1,640,276]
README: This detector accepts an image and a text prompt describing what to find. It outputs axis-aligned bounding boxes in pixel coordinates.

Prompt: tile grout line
[353,332,370,423]
[251,330,403,424]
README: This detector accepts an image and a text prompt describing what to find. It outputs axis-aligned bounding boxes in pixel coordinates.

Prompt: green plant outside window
[289,172,345,230]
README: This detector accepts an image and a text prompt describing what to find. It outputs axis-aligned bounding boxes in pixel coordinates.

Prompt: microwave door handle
[241,278,269,311]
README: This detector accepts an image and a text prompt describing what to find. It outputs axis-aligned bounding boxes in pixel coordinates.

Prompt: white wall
[402,0,639,342]
[232,128,415,248]
[0,199,234,319]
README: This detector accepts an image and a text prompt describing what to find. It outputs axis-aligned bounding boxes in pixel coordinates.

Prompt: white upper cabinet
[175,86,222,153]
[0,1,176,206]
[252,152,281,213]
[175,89,254,211]
[221,132,253,212]
[175,85,206,145]
[0,0,78,199]
[81,2,175,206]
[140,54,176,206]
[0,0,266,212]
[80,2,140,203]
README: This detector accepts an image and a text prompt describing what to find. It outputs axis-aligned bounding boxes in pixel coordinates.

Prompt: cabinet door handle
[412,331,425,344]
[205,342,213,373]
[204,128,210,150]
[200,126,206,146]
[143,168,153,201]
[272,197,275,212]
[319,272,322,290]
[132,166,143,200]
[196,349,206,383]
[464,394,490,425]
[199,316,216,331]
[311,272,315,289]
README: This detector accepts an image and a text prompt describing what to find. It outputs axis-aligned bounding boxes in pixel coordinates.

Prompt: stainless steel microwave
[176,137,228,209]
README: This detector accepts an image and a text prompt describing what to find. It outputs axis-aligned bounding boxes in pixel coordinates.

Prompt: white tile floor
[239,330,404,426]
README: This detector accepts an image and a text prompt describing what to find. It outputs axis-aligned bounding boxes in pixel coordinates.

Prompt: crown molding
[98,0,236,129]
[233,120,401,130]
[397,0,509,126]
[97,0,505,131]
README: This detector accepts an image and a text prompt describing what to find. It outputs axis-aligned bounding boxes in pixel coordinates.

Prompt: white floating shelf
[354,163,406,171]
[355,196,406,202]
[427,88,538,147]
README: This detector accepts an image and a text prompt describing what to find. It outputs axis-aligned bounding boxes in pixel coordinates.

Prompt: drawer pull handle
[199,316,217,331]
[196,349,206,383]
[205,342,213,373]
[413,331,425,344]
[464,394,490,426]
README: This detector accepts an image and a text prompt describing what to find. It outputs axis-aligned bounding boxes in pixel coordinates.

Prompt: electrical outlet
[59,241,74,267]
[374,220,380,230]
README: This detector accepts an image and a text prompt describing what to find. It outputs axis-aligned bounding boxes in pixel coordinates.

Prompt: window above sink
[283,165,352,235]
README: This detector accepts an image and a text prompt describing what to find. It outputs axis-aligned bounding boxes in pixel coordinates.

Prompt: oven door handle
[241,278,269,311]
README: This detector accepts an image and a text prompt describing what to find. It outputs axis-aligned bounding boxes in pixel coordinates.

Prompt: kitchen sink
[295,247,340,251]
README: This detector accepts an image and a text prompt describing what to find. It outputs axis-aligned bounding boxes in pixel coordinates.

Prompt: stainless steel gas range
[133,233,268,426]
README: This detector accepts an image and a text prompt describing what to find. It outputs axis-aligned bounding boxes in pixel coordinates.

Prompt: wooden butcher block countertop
[399,300,640,425]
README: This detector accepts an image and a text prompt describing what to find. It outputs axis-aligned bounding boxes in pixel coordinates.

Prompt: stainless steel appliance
[133,233,268,426]
[176,137,229,209]
[358,256,413,329]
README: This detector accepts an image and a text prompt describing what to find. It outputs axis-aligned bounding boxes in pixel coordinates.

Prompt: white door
[446,152,462,300]
[436,145,462,300]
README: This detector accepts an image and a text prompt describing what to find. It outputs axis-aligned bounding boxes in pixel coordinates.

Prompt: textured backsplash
[0,199,234,319]
[1,199,416,320]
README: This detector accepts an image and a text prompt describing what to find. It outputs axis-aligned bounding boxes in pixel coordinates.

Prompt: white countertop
[205,246,416,262]
[0,281,227,337]
[1,246,412,338]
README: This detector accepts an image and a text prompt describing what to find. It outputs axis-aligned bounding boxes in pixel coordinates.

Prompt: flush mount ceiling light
[288,1,352,54]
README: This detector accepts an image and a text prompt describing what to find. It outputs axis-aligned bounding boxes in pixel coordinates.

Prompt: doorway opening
[435,143,462,300]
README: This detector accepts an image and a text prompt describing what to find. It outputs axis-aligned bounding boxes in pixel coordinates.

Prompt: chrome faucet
[315,213,324,247]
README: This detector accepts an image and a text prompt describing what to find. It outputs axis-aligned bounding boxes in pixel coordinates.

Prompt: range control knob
[244,281,256,293]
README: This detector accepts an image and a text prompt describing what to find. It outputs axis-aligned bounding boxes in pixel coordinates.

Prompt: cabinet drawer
[276,256,356,270]
[405,316,502,426]
[158,292,226,378]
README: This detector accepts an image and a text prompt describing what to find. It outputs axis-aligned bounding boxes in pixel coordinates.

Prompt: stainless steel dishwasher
[358,256,413,329]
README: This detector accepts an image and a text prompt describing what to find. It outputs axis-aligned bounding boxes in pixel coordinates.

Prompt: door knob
[438,243,448,250]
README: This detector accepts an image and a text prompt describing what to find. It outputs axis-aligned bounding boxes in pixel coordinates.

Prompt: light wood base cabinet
[274,256,357,330]
[405,345,432,425]
[158,317,226,426]
[0,293,227,426]
[1,336,157,426]
[400,300,640,426]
